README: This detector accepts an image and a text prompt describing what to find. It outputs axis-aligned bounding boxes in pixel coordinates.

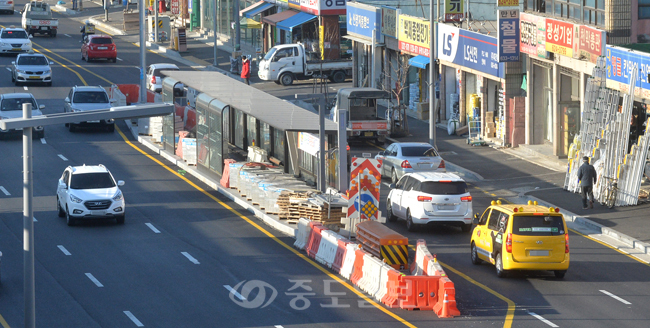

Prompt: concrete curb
[89,16,126,36]
[515,194,650,258]
[53,5,80,15]
[125,124,297,238]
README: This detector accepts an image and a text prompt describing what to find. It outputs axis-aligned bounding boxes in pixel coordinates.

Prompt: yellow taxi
[470,200,570,278]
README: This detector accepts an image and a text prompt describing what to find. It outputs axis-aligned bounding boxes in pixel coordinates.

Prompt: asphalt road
[0,2,649,327]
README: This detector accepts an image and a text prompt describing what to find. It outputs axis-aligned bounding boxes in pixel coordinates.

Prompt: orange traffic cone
[440,292,450,318]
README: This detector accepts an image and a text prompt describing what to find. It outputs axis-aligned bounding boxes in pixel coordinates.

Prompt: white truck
[21,1,58,37]
[258,43,352,86]
[330,88,392,145]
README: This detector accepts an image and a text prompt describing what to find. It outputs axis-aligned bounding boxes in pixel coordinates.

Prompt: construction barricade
[305,222,325,258]
[293,218,312,250]
[350,248,367,285]
[356,220,409,270]
[339,243,359,279]
[315,231,346,268]
[356,253,384,297]
[331,239,350,274]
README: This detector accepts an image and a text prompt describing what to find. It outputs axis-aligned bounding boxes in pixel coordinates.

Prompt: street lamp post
[140,0,147,103]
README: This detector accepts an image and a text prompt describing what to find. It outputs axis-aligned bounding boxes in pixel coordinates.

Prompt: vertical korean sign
[574,25,605,64]
[545,18,574,58]
[497,9,520,62]
[398,14,430,57]
[444,0,464,22]
[381,6,398,38]
[520,13,548,59]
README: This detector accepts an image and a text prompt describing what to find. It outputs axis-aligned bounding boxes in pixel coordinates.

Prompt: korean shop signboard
[574,25,605,64]
[520,12,548,59]
[346,2,380,40]
[300,0,348,15]
[437,23,505,78]
[444,0,464,22]
[498,0,519,6]
[398,14,430,57]
[381,6,398,38]
[497,9,520,62]
[605,45,650,99]
[545,18,574,57]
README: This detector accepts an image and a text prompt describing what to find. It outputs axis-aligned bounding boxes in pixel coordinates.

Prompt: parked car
[56,164,126,226]
[470,200,570,278]
[81,34,117,62]
[146,63,179,92]
[0,93,45,138]
[386,172,473,232]
[0,26,32,53]
[63,86,114,132]
[375,142,446,184]
[0,0,14,14]
[11,51,53,86]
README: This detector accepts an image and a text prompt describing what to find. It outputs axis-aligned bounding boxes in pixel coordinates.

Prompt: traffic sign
[171,0,180,15]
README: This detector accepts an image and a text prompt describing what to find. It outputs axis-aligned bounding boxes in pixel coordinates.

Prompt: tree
[378,52,410,137]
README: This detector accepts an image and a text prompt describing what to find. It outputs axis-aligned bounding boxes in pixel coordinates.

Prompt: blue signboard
[438,23,505,78]
[605,45,650,98]
[497,9,520,62]
[346,3,380,39]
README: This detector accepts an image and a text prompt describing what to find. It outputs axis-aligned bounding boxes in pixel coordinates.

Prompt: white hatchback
[386,172,473,232]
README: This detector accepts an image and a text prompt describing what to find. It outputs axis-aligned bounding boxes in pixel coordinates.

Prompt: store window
[641,0,650,19]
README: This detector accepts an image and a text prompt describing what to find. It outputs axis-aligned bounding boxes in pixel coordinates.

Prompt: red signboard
[574,25,605,64]
[545,18,574,57]
[351,122,388,130]
[171,0,180,15]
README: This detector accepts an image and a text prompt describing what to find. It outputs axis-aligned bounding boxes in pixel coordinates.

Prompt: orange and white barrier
[374,263,392,302]
[339,243,359,279]
[293,218,312,250]
[331,239,350,273]
[315,231,345,268]
[413,241,429,275]
[357,254,384,297]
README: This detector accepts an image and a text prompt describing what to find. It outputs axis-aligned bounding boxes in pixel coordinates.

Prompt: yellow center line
[114,128,417,328]
[568,228,650,267]
[31,43,114,85]
[30,47,87,86]
[0,314,9,328]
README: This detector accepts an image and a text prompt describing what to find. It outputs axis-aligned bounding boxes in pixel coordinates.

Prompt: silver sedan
[375,142,446,184]
[11,53,53,86]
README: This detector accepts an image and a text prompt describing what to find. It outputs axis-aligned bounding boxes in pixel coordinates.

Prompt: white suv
[386,172,473,232]
[56,164,125,226]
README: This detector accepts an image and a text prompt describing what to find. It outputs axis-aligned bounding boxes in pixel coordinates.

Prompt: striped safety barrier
[293,218,312,250]
[339,243,359,279]
[315,231,345,268]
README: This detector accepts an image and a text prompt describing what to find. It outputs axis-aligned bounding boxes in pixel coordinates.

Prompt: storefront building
[398,14,431,113]
[344,2,382,88]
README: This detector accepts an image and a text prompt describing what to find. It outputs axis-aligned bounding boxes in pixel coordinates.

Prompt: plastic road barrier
[350,248,367,285]
[374,263,392,303]
[339,243,359,279]
[315,231,345,268]
[331,239,350,274]
[305,222,326,258]
[356,220,408,270]
[356,253,384,297]
[293,218,312,250]
[433,277,461,317]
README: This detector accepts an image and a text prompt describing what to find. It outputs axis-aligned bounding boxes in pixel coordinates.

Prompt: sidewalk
[53,2,650,263]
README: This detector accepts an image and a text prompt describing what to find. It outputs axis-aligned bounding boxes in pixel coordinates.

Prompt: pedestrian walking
[577,156,597,209]
[240,55,251,85]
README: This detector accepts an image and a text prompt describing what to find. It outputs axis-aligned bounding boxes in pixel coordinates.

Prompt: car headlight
[44,70,51,74]
[112,190,123,201]
[70,194,83,203]
[16,69,25,73]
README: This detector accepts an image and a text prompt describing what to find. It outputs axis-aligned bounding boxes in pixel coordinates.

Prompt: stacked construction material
[615,121,650,205]
[150,116,164,142]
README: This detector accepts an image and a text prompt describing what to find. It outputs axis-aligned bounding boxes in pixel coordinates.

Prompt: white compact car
[386,172,473,232]
[56,164,125,226]
[146,63,179,92]
[0,27,32,53]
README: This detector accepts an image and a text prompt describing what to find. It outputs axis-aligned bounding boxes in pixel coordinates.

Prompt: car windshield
[401,146,439,157]
[17,56,48,66]
[263,47,277,61]
[73,91,109,104]
[421,181,468,195]
[1,30,28,39]
[91,37,113,44]
[512,215,565,236]
[69,173,115,189]
[0,98,37,111]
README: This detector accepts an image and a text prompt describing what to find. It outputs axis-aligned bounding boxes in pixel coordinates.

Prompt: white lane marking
[85,273,104,287]
[274,326,284,328]
[5,67,10,71]
[123,311,144,327]
[528,312,558,327]
[0,186,10,196]
[145,223,160,233]
[33,217,37,222]
[224,285,246,301]
[600,290,632,305]
[57,245,71,255]
[181,252,200,264]
[64,34,71,38]
[23,86,28,91]
[116,57,123,61]
[41,138,46,144]
[58,154,68,161]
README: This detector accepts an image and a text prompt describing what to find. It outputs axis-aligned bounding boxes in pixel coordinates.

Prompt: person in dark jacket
[240,55,251,85]
[577,156,598,209]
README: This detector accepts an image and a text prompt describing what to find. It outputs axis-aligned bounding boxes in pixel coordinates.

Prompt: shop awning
[408,55,430,69]
[243,2,274,19]
[277,12,317,32]
[240,17,262,29]
[239,1,265,17]
[262,10,299,26]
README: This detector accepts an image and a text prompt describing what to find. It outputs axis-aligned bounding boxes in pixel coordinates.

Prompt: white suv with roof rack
[386,172,473,232]
[56,164,125,226]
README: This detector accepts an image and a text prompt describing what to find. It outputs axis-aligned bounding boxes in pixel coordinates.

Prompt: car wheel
[406,210,417,232]
[81,52,85,61]
[280,73,294,86]
[68,124,76,132]
[38,130,45,139]
[554,270,567,279]
[386,201,397,222]
[391,169,399,185]
[495,253,507,278]
[112,58,117,63]
[14,80,20,86]
[471,242,482,265]
[66,206,76,226]
[56,196,65,218]
[461,223,472,233]
[107,124,115,133]
[46,82,52,87]
[332,71,346,83]
[116,215,125,224]
[11,73,15,82]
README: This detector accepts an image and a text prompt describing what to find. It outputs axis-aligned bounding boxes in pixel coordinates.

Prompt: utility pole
[429,3,437,149]
[23,103,35,328]
[154,0,159,42]
[213,1,218,66]
[139,0,147,103]
[234,0,241,51]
